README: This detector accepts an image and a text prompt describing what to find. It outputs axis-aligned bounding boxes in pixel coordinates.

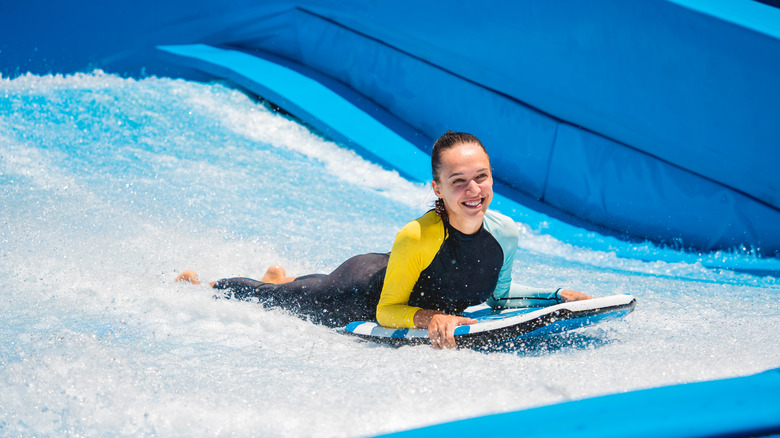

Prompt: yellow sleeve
[376,211,444,328]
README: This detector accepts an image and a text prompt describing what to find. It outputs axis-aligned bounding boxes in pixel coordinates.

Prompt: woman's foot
[175,270,201,285]
[260,264,296,284]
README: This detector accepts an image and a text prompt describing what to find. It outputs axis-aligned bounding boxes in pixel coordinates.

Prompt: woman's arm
[375,213,476,348]
[375,214,443,328]
[488,284,592,308]
[483,211,591,309]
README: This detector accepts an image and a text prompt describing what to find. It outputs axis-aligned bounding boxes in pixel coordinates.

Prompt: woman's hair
[431,131,490,222]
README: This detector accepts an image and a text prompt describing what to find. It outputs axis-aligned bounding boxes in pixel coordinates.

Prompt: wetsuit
[213,210,563,328]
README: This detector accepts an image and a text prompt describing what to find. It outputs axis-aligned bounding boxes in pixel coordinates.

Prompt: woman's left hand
[559,289,592,302]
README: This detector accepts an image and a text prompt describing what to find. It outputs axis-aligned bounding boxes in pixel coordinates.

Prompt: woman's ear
[431,180,442,198]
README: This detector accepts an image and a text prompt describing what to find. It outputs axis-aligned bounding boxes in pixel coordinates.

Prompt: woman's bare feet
[175,265,295,287]
[260,264,296,284]
[560,289,592,302]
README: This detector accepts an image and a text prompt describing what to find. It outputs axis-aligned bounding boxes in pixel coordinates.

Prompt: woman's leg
[213,253,389,327]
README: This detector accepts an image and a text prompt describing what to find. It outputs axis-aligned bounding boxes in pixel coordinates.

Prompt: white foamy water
[1,72,778,437]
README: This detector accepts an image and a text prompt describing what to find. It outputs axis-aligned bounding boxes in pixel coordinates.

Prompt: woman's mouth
[462,198,483,209]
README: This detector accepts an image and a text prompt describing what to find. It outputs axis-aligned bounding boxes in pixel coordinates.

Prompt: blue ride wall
[3,0,779,255]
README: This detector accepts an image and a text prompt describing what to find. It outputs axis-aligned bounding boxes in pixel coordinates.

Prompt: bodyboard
[343,294,636,348]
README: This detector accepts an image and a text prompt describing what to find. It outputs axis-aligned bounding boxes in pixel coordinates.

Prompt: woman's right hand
[415,310,477,349]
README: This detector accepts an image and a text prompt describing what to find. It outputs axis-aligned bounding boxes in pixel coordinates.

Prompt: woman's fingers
[442,316,476,348]
[431,327,455,349]
[560,289,592,302]
[429,322,443,349]
[428,316,447,349]
[428,314,477,349]
[459,316,478,325]
[437,324,453,349]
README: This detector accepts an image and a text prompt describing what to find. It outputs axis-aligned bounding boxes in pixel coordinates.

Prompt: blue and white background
[1,73,778,436]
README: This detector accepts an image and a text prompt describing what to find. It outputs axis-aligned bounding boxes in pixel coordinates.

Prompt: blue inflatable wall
[3,0,779,255]
[379,368,780,438]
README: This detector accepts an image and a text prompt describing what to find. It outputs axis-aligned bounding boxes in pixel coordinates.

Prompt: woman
[178,131,590,349]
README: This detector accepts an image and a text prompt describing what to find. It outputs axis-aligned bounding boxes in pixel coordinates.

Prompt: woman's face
[432,142,493,232]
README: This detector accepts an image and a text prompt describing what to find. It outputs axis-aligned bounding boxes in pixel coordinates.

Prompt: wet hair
[431,131,490,222]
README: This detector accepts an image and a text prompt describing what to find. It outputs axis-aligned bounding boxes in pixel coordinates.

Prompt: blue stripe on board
[389,329,409,339]
[453,326,471,336]
[344,321,365,332]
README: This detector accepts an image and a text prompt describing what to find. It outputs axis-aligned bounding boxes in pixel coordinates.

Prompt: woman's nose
[466,180,480,195]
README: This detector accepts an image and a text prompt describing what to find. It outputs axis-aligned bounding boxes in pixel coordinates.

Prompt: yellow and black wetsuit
[213,210,563,328]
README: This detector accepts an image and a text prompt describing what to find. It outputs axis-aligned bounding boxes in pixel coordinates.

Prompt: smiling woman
[178,131,591,348]
[430,132,493,234]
